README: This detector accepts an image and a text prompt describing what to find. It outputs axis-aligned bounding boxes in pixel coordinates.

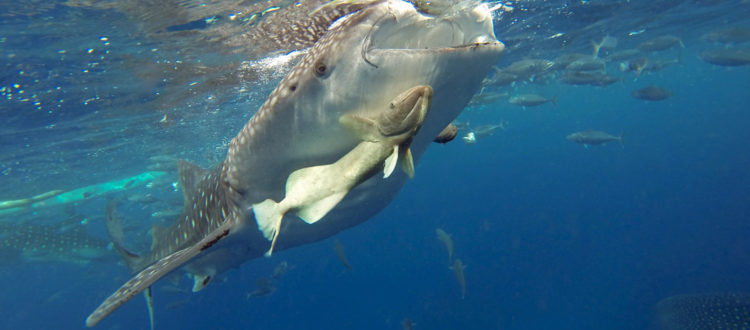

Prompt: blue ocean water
[1,0,750,329]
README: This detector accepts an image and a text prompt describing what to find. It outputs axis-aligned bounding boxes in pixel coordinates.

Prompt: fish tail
[635,60,647,78]
[591,40,601,58]
[252,199,284,257]
[618,131,624,148]
[550,95,557,106]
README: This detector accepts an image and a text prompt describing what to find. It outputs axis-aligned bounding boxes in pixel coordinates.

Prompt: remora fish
[0,221,113,265]
[86,0,503,326]
[433,123,458,144]
[566,130,623,147]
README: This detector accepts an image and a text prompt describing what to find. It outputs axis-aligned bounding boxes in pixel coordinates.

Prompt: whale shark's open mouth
[364,0,502,51]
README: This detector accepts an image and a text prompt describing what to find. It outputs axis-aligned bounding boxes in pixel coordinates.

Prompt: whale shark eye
[314,60,328,77]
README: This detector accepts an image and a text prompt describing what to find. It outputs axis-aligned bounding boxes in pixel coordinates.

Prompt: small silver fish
[631,86,672,101]
[509,94,557,107]
[566,130,623,147]
[699,48,750,67]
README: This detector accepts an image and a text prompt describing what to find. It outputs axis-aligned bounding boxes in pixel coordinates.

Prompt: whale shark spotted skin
[0,221,113,266]
[87,0,503,326]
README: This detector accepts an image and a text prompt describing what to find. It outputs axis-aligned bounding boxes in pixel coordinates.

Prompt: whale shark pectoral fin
[383,145,399,178]
[86,221,233,328]
[399,146,415,179]
[150,225,168,251]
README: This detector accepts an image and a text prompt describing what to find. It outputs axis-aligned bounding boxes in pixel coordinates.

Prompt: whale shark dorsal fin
[86,220,234,328]
[150,225,168,251]
[105,200,142,271]
[399,147,415,179]
[177,160,208,204]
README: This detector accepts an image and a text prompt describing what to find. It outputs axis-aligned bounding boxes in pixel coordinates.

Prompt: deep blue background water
[1,1,750,329]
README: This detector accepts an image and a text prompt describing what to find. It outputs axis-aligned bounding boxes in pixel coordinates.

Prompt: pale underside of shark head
[87,0,503,326]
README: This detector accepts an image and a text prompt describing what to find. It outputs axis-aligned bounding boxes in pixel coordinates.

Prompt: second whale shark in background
[0,221,114,266]
[86,0,504,326]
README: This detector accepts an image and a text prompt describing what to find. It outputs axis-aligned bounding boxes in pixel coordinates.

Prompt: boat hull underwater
[87,0,504,326]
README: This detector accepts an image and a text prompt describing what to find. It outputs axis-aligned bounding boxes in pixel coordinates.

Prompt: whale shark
[0,221,114,266]
[86,0,503,326]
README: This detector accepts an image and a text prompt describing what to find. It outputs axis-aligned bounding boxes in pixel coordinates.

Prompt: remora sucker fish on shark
[87,0,503,326]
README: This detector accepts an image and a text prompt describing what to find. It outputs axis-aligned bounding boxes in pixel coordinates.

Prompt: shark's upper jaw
[366,0,501,51]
